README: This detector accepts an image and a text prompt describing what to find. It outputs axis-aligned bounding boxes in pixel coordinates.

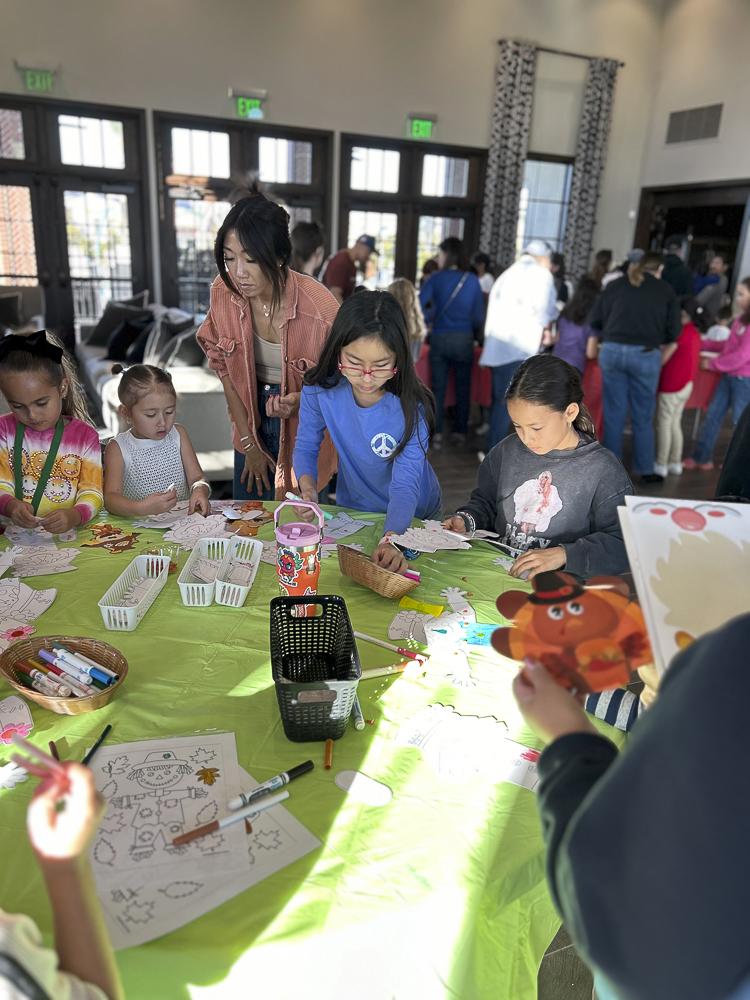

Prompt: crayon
[324,739,333,770]
[227,760,314,811]
[173,790,290,846]
[82,724,112,766]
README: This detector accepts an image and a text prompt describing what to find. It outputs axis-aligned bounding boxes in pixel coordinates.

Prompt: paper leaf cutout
[196,767,220,786]
[196,801,218,824]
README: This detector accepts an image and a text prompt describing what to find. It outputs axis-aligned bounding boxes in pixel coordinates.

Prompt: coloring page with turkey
[89,733,248,885]
[620,496,750,674]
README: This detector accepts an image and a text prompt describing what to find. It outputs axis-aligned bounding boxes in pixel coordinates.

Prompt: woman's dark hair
[471,251,491,272]
[0,330,92,425]
[290,221,325,273]
[551,252,565,278]
[439,237,468,271]
[505,354,596,437]
[589,249,613,288]
[111,363,176,408]
[304,290,434,458]
[561,277,600,327]
[739,276,750,325]
[679,295,710,334]
[214,183,291,315]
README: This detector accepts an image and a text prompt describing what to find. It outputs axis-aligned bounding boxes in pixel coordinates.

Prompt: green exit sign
[236,97,263,120]
[24,69,54,92]
[409,118,434,140]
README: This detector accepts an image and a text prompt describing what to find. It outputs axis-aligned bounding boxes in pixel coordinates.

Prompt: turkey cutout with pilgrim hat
[492,571,653,694]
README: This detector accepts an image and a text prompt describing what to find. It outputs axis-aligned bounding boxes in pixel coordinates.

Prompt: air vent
[666,104,722,144]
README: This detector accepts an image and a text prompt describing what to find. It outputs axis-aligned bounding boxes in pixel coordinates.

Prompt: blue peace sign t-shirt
[293,382,441,534]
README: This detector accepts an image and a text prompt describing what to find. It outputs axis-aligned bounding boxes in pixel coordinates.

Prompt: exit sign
[236,97,264,120]
[24,68,54,92]
[408,117,435,140]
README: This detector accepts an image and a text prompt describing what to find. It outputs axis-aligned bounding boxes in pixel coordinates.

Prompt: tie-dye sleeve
[0,415,18,516]
[72,421,103,524]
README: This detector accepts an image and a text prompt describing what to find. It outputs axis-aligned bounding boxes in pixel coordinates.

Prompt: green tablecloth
[0,507,620,999]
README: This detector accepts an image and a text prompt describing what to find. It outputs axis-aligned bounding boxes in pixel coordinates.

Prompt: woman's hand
[266,392,300,420]
[5,497,41,528]
[371,539,408,575]
[189,486,210,517]
[241,446,276,495]
[27,761,107,862]
[512,659,597,745]
[442,516,468,534]
[510,545,566,580]
[39,508,83,534]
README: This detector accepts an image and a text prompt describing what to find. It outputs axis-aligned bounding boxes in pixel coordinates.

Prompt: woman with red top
[197,187,338,500]
[685,277,750,472]
[654,296,706,477]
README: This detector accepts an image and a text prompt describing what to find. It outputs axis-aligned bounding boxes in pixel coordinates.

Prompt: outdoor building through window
[58,115,125,170]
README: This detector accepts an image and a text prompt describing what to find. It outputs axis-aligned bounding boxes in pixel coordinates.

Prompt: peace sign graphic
[371,432,398,458]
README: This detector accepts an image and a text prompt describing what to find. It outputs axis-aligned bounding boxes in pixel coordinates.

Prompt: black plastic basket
[270,595,361,742]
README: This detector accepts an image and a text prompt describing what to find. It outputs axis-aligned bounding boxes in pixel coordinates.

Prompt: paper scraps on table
[395,703,539,788]
[388,526,471,553]
[2,525,56,548]
[0,760,28,790]
[493,571,653,694]
[162,514,233,551]
[131,501,191,531]
[228,509,273,537]
[58,528,78,542]
[0,579,56,653]
[492,554,515,571]
[455,623,496,647]
[83,524,140,554]
[421,520,499,541]
[391,588,474,645]
[0,695,34,744]
[9,545,80,577]
[334,770,392,807]
[323,511,375,540]
[96,763,320,950]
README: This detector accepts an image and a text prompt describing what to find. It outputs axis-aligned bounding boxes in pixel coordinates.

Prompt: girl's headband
[0,330,64,365]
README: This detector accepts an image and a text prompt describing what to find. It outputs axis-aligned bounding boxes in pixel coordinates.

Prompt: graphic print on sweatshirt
[502,471,562,552]
[371,433,397,458]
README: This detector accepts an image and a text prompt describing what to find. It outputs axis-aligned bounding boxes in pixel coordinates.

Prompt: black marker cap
[287,759,315,781]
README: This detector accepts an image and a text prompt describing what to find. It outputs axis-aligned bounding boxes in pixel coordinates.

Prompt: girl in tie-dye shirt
[0,331,102,531]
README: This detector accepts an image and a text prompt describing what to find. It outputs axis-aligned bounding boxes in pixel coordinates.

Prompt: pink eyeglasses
[338,363,398,380]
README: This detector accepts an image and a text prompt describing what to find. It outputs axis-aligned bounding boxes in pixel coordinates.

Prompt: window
[259,137,312,185]
[58,115,125,169]
[348,210,397,289]
[350,147,400,193]
[0,110,25,160]
[0,185,37,284]
[516,158,572,255]
[171,128,230,178]
[421,155,469,198]
[64,190,132,321]
[173,199,231,314]
[416,216,465,275]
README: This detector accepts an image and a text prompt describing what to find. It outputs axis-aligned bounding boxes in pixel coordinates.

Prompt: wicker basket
[0,635,128,715]
[337,544,419,600]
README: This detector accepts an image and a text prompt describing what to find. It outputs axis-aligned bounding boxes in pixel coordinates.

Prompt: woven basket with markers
[270,595,361,742]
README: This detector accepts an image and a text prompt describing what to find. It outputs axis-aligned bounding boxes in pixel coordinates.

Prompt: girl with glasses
[293,291,441,574]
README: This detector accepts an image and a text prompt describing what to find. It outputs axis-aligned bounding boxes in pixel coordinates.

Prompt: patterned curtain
[480,40,537,270]
[563,58,620,281]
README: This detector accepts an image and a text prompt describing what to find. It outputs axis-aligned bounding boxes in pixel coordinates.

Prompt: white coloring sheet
[162,514,233,551]
[0,578,56,652]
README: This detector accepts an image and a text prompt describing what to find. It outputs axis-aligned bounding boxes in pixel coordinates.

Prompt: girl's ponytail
[505,354,597,439]
[628,251,664,288]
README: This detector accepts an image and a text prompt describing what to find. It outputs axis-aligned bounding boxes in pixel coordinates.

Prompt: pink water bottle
[274,501,324,617]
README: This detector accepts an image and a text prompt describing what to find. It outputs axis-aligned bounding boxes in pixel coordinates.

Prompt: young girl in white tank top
[103,365,211,516]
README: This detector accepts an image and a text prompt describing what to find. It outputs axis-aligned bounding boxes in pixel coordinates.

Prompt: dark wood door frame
[634,179,750,251]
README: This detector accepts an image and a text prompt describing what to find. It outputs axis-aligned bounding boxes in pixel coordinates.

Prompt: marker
[352,694,365,730]
[172,790,290,846]
[14,670,58,699]
[52,644,118,681]
[284,492,334,520]
[37,651,103,691]
[14,661,72,698]
[227,760,314,811]
[82,724,112,766]
[353,631,428,664]
[51,645,116,684]
[324,739,333,770]
[25,656,91,697]
[403,570,421,583]
[48,741,60,761]
[359,662,409,681]
[47,647,112,686]
[34,653,98,695]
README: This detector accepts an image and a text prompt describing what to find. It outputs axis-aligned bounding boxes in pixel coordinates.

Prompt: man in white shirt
[480,239,558,450]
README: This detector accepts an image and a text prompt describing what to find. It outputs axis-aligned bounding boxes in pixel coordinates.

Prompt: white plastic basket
[98,554,170,631]
[177,537,231,607]
[215,537,263,608]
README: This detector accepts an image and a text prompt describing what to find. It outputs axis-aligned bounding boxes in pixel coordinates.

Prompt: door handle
[38,270,51,288]
[58,271,69,288]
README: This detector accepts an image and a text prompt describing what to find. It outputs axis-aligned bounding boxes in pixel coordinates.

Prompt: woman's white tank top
[114,426,189,501]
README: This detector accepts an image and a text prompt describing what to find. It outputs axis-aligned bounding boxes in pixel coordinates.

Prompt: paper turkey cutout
[492,571,653,693]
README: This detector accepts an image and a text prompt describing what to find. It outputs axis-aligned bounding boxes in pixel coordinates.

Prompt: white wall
[640,0,750,188]
[1,0,666,262]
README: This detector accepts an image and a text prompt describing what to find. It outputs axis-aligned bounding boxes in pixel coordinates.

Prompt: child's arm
[175,424,210,516]
[451,448,500,532]
[293,388,327,508]
[103,439,177,517]
[27,761,125,1000]
[561,479,633,580]
[660,341,679,366]
[585,334,600,360]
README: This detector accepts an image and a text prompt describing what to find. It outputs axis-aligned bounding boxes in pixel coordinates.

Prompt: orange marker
[172,791,289,846]
[324,739,333,770]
